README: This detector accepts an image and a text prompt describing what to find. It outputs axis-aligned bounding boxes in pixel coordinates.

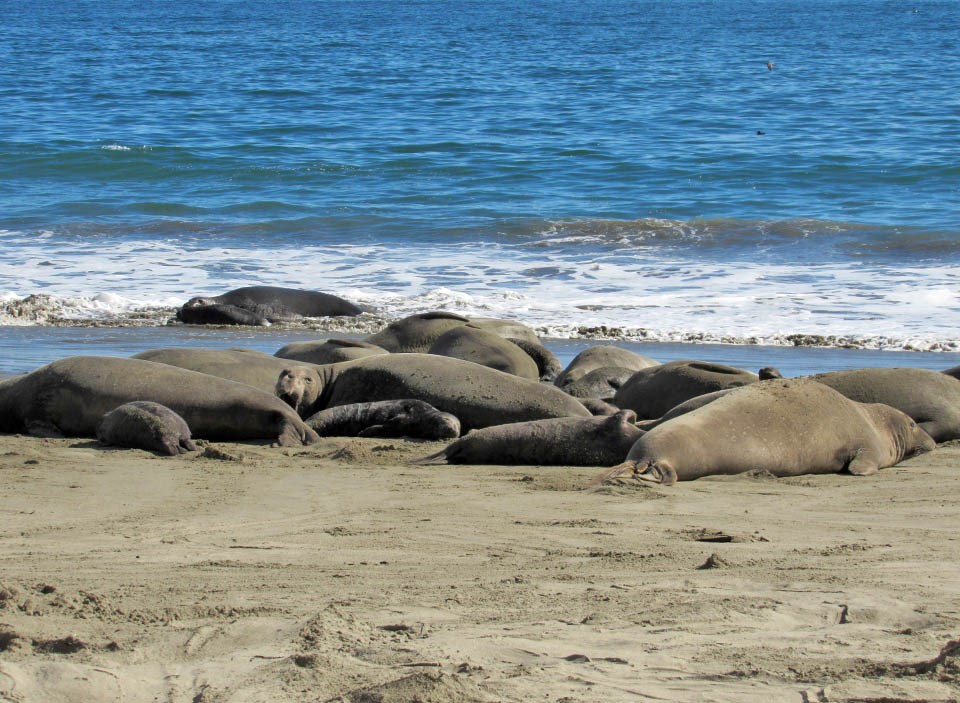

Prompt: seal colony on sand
[599,378,935,485]
[0,356,319,446]
[177,286,363,326]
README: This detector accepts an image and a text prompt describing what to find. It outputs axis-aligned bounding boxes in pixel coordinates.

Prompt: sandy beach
[1,432,958,702]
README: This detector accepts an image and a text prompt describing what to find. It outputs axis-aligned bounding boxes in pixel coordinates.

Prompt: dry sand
[0,433,958,702]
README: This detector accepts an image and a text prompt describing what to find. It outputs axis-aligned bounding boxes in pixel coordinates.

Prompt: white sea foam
[1,229,959,351]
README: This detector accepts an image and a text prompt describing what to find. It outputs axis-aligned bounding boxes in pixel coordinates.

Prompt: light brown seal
[275,353,591,432]
[96,401,197,455]
[132,347,318,395]
[613,360,758,419]
[0,356,319,446]
[600,378,935,485]
[554,345,659,389]
[428,326,540,380]
[809,367,960,443]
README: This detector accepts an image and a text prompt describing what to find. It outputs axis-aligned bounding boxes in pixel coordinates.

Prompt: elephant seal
[599,378,935,485]
[305,399,460,439]
[809,367,960,443]
[177,303,271,326]
[96,401,196,455]
[275,353,591,432]
[419,410,642,466]
[561,365,638,400]
[133,347,315,395]
[428,326,540,380]
[274,339,389,365]
[504,337,562,382]
[613,360,758,419]
[555,346,659,389]
[0,356,319,446]
[178,285,362,326]
[365,312,471,352]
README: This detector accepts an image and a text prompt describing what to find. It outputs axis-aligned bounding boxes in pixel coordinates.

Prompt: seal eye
[305,377,313,384]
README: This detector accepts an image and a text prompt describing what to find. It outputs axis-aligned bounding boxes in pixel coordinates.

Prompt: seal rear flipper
[273,419,321,447]
[413,447,453,465]
[25,419,65,438]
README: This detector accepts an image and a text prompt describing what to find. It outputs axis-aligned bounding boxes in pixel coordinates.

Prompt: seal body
[132,347,316,395]
[613,360,758,419]
[178,286,362,325]
[810,367,960,442]
[420,410,642,466]
[0,356,319,446]
[555,346,659,389]
[306,399,460,439]
[601,378,935,485]
[274,339,389,365]
[365,312,471,352]
[275,353,591,432]
[428,326,540,380]
[176,303,271,326]
[96,401,196,455]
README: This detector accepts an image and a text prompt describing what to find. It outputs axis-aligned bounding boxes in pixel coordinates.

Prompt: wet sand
[1,433,958,702]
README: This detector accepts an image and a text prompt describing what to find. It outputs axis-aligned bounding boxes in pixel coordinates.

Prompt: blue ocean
[1,0,959,372]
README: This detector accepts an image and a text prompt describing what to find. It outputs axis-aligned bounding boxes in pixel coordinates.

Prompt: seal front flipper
[594,459,678,486]
[846,447,880,476]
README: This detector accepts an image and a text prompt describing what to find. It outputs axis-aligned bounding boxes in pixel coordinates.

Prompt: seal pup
[599,378,935,485]
[0,356,319,446]
[96,401,196,455]
[419,410,642,466]
[365,312,472,353]
[306,399,460,439]
[178,285,362,326]
[275,353,591,432]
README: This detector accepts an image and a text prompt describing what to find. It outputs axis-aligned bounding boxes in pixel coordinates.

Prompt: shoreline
[2,321,960,379]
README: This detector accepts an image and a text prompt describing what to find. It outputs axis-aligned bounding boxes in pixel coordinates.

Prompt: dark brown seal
[305,399,460,439]
[96,401,197,455]
[178,285,362,325]
[419,410,642,466]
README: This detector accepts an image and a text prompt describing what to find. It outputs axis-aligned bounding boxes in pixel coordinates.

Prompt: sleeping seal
[419,410,642,466]
[600,378,934,485]
[178,285,362,325]
[306,399,460,439]
[0,356,319,446]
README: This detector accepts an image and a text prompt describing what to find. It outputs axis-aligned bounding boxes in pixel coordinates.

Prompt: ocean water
[1,0,959,359]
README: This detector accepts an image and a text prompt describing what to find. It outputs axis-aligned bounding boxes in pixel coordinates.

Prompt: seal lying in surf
[0,356,319,446]
[305,399,461,439]
[419,410,642,466]
[275,353,591,432]
[178,285,363,326]
[599,378,935,485]
[96,401,197,455]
